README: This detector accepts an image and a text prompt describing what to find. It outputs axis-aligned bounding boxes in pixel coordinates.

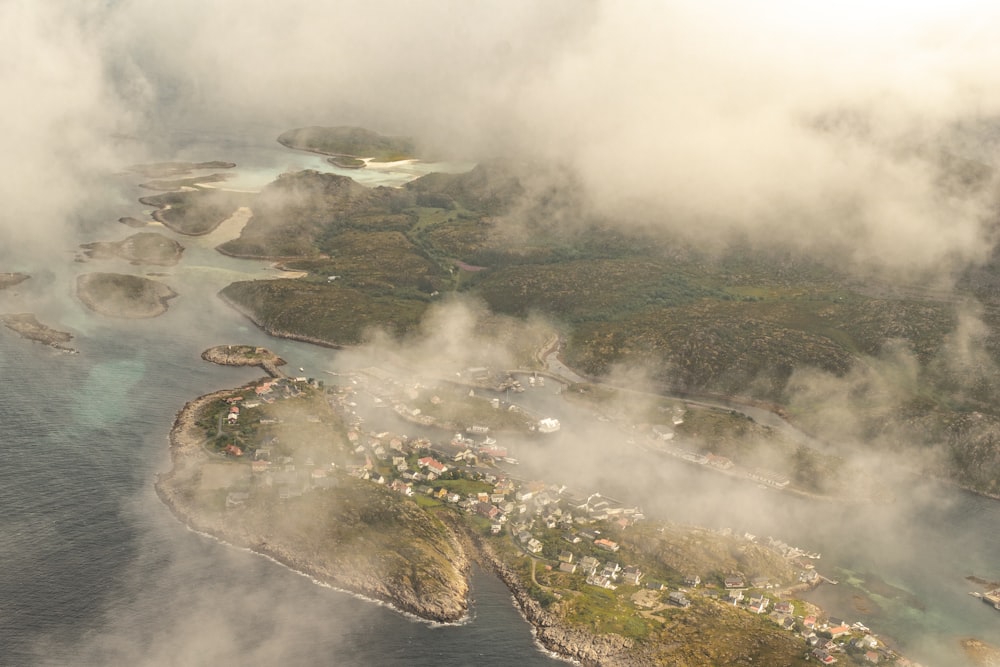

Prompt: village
[201,366,913,667]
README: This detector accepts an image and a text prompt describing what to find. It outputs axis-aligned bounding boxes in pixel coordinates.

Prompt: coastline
[215,290,343,349]
[155,387,470,624]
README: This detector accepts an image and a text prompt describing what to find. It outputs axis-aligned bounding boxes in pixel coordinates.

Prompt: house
[683,574,701,587]
[706,454,733,469]
[622,566,643,586]
[476,502,501,520]
[747,595,769,614]
[773,600,794,615]
[724,576,745,589]
[828,624,851,639]
[747,468,791,489]
[558,562,577,574]
[781,617,796,631]
[586,574,616,590]
[803,615,817,629]
[579,556,600,576]
[750,576,771,589]
[389,480,413,496]
[651,424,674,440]
[558,551,574,564]
[811,649,837,665]
[417,456,447,474]
[727,590,744,604]
[668,591,691,607]
[481,445,508,459]
[594,538,620,552]
[490,523,503,535]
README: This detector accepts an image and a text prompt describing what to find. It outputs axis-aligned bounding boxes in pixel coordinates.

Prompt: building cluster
[218,368,912,666]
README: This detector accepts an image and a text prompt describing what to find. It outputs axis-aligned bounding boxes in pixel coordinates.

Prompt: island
[0,313,75,352]
[0,272,29,290]
[79,232,184,266]
[201,344,287,377]
[76,272,177,318]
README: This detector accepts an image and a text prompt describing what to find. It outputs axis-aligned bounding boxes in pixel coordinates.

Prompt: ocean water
[2,131,999,666]
[0,150,557,665]
[0,299,560,667]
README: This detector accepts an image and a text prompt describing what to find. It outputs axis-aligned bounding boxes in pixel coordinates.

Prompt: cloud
[0,2,138,255]
[9,0,1000,277]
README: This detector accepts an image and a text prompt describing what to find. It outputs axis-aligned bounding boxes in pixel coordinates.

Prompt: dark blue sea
[1,131,998,666]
